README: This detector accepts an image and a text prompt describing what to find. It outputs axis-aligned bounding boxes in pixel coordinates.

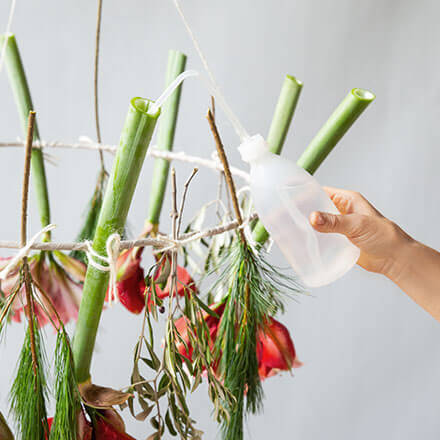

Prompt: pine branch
[205,109,262,439]
[10,317,49,440]
[49,330,81,440]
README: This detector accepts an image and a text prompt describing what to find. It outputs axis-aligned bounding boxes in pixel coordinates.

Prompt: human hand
[309,187,413,277]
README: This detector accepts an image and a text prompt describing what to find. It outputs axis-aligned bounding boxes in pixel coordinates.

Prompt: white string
[172,0,250,141]
[0,140,251,182]
[0,0,17,73]
[0,224,56,280]
[86,233,121,306]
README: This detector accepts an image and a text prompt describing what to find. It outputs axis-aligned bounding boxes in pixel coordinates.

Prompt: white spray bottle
[173,0,365,287]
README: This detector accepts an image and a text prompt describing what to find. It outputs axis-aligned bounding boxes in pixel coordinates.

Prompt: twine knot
[0,224,57,280]
[86,233,121,306]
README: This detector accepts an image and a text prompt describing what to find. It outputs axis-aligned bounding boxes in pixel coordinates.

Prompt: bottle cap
[238,134,270,163]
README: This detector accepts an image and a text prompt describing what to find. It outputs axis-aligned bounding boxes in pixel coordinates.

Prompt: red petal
[106,251,146,314]
[46,411,92,440]
[147,263,197,301]
[174,315,193,361]
[257,318,298,379]
[95,415,136,440]
[174,303,224,366]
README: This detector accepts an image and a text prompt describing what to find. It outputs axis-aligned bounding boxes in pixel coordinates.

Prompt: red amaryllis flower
[94,413,136,440]
[174,305,301,380]
[46,409,136,440]
[174,303,224,363]
[147,255,197,306]
[257,317,302,379]
[105,248,146,314]
[0,252,86,327]
[46,410,92,440]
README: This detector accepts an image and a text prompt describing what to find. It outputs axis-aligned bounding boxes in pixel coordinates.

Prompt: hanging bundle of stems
[4,112,80,440]
[73,97,160,383]
[206,109,303,440]
[253,85,375,245]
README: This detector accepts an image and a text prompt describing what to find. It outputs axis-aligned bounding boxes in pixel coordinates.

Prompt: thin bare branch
[177,168,198,237]
[21,111,38,377]
[206,108,245,242]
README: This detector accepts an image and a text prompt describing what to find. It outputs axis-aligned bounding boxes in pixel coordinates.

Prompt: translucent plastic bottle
[239,134,360,288]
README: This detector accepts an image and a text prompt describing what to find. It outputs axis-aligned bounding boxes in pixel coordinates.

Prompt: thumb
[310,211,362,237]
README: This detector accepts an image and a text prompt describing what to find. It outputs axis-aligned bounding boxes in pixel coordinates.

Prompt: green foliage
[214,238,303,440]
[49,330,81,440]
[10,318,49,440]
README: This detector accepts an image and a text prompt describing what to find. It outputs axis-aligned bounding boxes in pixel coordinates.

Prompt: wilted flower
[0,251,86,328]
[105,248,146,314]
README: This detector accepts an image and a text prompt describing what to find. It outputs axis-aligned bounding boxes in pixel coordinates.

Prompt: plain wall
[1,0,440,438]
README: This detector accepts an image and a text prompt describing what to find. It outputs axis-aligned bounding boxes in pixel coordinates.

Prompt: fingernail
[313,212,325,225]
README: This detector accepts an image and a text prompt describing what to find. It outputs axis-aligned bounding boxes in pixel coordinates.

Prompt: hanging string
[0,0,17,73]
[94,0,106,171]
[172,0,250,141]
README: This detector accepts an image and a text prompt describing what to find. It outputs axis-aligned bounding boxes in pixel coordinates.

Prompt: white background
[1,1,440,439]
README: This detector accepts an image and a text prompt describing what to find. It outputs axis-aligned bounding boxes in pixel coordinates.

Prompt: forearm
[386,239,440,321]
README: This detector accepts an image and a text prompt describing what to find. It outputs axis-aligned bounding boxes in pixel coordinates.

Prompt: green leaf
[165,409,178,436]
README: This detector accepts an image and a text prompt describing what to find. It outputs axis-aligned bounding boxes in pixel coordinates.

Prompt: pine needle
[49,329,81,440]
[214,238,304,440]
[10,317,49,440]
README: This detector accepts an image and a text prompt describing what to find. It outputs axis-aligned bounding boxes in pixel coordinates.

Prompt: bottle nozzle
[238,134,270,163]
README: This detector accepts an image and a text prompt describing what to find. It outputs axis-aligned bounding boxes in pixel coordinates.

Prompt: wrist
[383,227,418,282]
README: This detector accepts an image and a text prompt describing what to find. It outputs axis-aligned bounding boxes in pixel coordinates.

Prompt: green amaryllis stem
[73,98,160,383]
[146,50,187,226]
[266,75,303,154]
[1,34,51,239]
[252,75,303,244]
[254,87,375,245]
[297,88,375,174]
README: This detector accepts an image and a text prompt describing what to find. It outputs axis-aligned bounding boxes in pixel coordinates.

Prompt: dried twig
[206,108,245,242]
[177,167,198,237]
[21,111,38,377]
